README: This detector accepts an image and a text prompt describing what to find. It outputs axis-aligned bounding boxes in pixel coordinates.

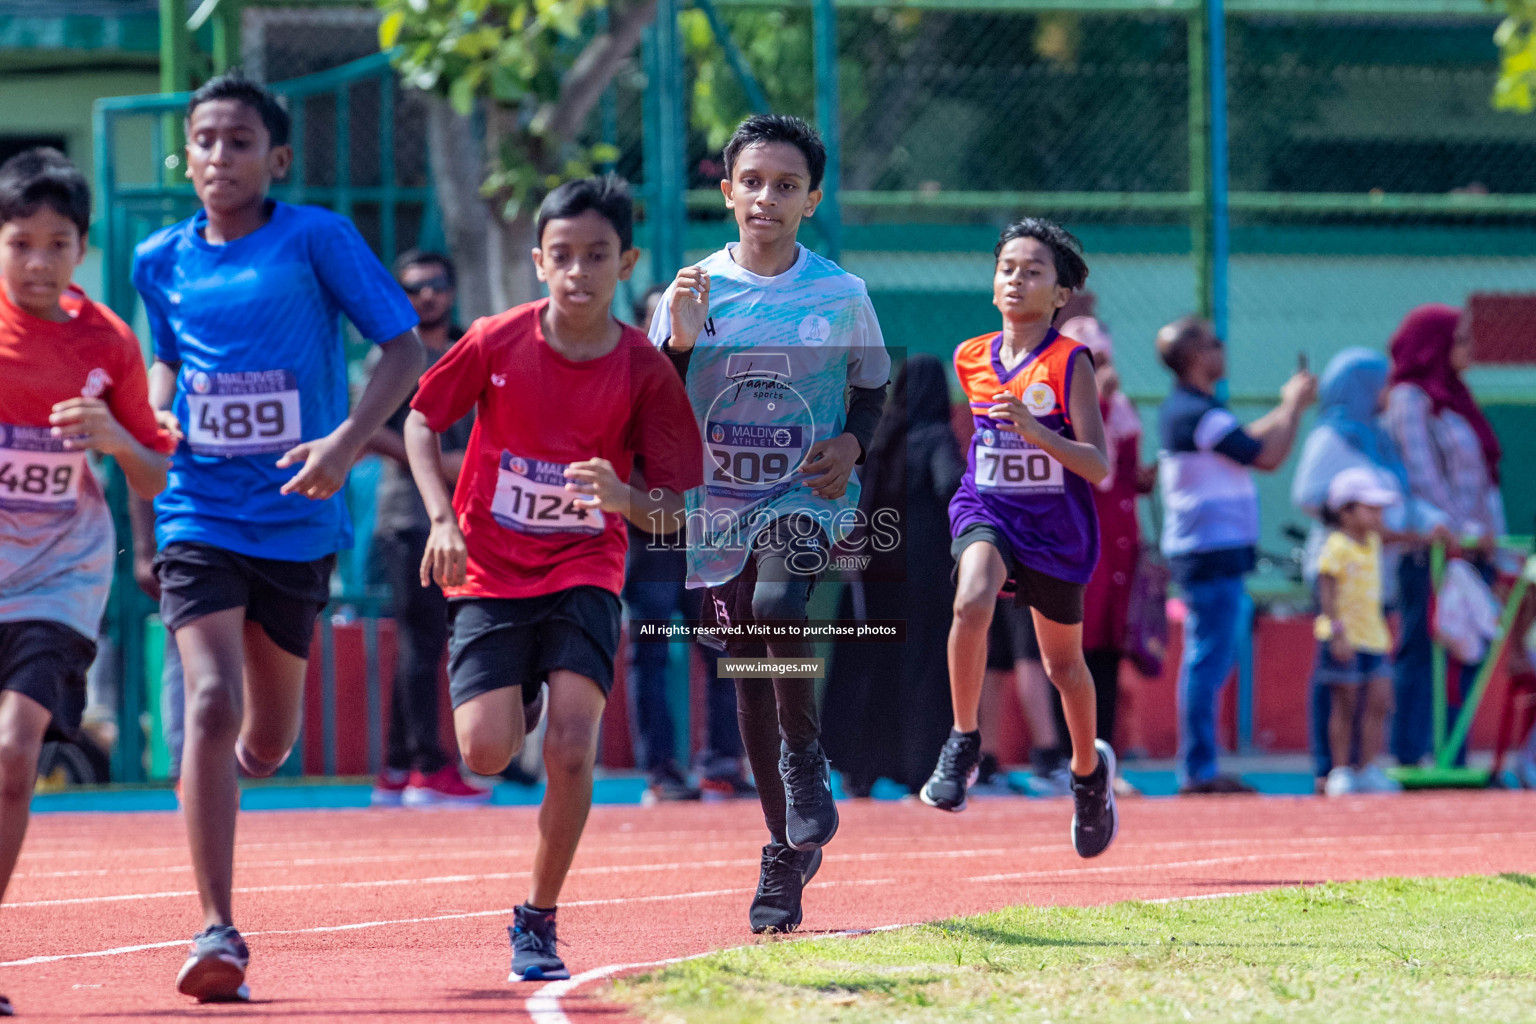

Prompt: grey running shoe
[749,842,823,934]
[1071,739,1119,859]
[509,904,568,981]
[921,730,982,812]
[176,924,250,1003]
[0,992,12,1016]
[780,742,839,850]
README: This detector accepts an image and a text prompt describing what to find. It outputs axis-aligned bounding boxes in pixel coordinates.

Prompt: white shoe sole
[402,788,493,807]
[176,953,249,1003]
[919,764,979,813]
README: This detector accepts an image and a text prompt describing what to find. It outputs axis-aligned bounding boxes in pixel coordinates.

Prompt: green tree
[377,0,658,312]
[1492,0,1536,111]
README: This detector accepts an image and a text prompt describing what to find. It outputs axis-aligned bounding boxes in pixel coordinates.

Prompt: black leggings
[721,520,823,845]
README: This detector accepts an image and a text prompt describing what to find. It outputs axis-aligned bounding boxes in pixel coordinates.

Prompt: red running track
[2,792,1534,1022]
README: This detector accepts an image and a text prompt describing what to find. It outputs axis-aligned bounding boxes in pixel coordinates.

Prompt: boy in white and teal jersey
[650,115,890,935]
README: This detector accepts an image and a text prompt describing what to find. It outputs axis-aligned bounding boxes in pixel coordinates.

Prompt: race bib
[974,429,1064,494]
[0,425,86,512]
[185,369,301,456]
[491,452,605,536]
[706,421,804,500]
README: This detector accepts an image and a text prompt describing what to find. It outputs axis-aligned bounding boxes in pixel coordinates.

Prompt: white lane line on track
[526,922,918,1024]
[0,879,894,968]
[8,830,1506,907]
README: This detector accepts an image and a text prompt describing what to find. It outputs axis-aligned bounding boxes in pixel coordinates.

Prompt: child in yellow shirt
[1315,467,1400,796]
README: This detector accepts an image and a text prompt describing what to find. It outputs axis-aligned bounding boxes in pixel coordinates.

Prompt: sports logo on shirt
[981,428,997,447]
[81,368,112,398]
[710,424,725,444]
[491,373,507,388]
[1023,382,1056,417]
[191,371,212,395]
[798,315,831,345]
[509,456,528,476]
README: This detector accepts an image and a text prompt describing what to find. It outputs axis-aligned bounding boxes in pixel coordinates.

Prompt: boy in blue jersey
[132,72,424,1003]
[651,115,890,934]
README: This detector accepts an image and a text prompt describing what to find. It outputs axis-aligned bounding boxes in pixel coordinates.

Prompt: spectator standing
[1064,316,1154,762]
[623,287,753,803]
[1382,304,1505,767]
[1156,316,1315,794]
[1312,469,1401,796]
[1291,347,1448,786]
[823,354,963,795]
[370,251,488,806]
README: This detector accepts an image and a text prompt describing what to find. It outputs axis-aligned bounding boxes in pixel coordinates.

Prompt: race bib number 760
[974,429,1064,494]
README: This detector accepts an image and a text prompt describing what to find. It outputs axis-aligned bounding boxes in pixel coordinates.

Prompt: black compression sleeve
[843,383,889,464]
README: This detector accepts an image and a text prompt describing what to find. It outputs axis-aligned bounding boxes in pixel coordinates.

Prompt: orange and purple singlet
[948,328,1101,585]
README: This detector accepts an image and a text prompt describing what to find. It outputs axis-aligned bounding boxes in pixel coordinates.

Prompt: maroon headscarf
[1388,303,1502,483]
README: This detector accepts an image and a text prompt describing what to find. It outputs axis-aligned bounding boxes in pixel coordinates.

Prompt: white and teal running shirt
[649,244,890,588]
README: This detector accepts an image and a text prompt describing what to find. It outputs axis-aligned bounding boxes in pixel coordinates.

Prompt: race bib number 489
[186,369,301,456]
[974,429,1064,494]
[491,452,605,536]
[0,425,85,512]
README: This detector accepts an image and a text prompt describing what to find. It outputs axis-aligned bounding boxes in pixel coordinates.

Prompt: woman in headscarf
[1292,347,1448,789]
[1061,316,1154,758]
[823,354,964,795]
[1383,304,1504,767]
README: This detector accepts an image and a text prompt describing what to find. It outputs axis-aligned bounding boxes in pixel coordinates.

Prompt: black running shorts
[156,542,335,660]
[0,620,95,740]
[447,587,622,708]
[952,523,1085,626]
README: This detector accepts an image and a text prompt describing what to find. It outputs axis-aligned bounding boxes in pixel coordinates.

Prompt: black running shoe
[175,924,250,1003]
[509,904,568,981]
[643,764,702,805]
[921,729,982,812]
[0,992,13,1016]
[779,741,839,850]
[748,842,823,934]
[1071,739,1119,858]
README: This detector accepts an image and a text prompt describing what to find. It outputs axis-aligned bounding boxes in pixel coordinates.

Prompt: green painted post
[380,76,397,259]
[1431,542,1448,758]
[1188,4,1211,320]
[811,0,841,261]
[335,83,352,219]
[212,0,240,73]
[642,0,685,282]
[160,0,191,190]
[1442,573,1530,770]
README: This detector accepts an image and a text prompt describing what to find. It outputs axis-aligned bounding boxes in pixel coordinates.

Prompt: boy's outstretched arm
[279,329,426,500]
[404,408,467,589]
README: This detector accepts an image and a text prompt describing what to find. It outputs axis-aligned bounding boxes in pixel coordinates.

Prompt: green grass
[615,876,1536,1024]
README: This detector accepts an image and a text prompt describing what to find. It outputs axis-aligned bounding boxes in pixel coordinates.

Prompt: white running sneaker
[1324,765,1357,797]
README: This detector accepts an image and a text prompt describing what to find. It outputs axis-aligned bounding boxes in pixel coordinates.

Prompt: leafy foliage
[377,0,634,219]
[1492,0,1536,112]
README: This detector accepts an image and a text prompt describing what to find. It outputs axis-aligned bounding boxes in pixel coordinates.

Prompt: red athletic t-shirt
[410,299,703,600]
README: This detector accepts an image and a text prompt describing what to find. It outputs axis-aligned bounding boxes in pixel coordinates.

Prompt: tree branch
[534,0,659,147]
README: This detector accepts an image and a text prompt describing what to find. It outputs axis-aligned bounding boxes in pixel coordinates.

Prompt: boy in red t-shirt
[0,149,172,1016]
[405,176,702,983]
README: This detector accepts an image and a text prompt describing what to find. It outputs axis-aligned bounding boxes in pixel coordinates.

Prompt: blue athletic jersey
[133,202,418,561]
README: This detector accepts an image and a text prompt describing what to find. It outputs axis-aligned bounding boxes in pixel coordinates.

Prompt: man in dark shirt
[371,251,485,805]
[1156,316,1314,794]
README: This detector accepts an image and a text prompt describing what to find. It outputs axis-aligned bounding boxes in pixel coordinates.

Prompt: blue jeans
[623,535,741,779]
[1177,573,1246,784]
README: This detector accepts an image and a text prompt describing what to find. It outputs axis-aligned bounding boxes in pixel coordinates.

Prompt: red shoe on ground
[371,767,410,807]
[403,765,493,807]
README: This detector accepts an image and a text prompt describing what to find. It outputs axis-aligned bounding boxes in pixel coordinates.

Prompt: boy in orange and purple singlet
[921,218,1119,859]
